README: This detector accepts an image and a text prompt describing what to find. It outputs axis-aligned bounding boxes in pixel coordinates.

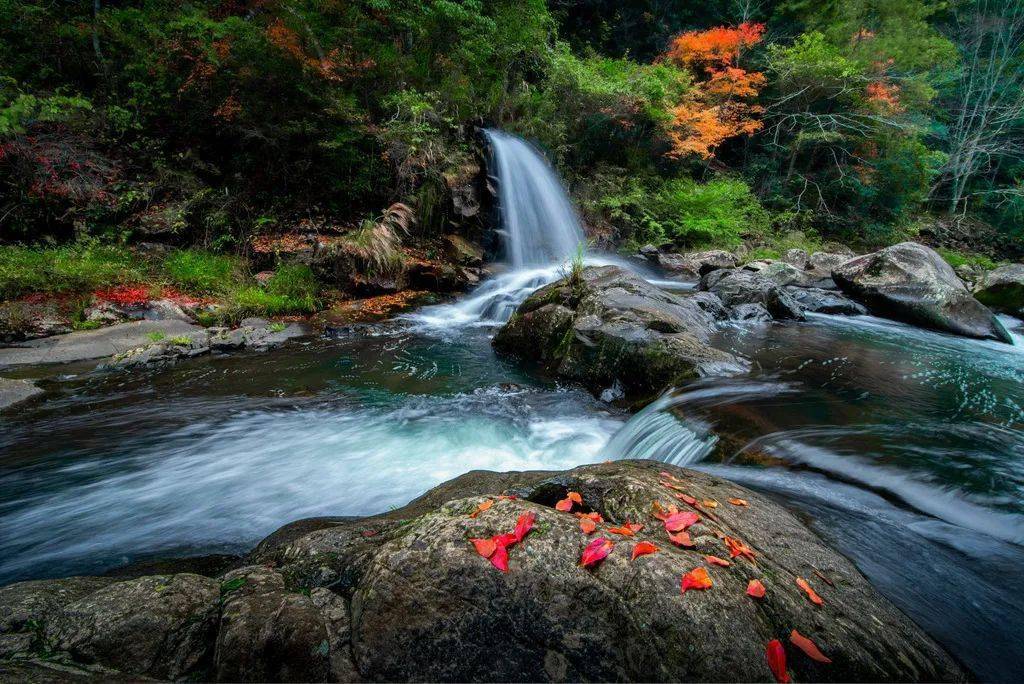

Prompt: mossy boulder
[974,263,1024,316]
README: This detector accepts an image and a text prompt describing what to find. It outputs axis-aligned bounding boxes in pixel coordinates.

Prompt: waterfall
[406,130,585,328]
[483,129,585,267]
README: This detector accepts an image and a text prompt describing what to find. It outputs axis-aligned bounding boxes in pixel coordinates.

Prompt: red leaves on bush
[664,511,700,533]
[796,577,824,606]
[668,531,695,547]
[705,555,731,567]
[468,499,493,518]
[766,639,791,683]
[581,537,614,568]
[680,567,713,594]
[790,630,832,664]
[746,579,766,598]
[631,541,658,560]
[556,491,583,512]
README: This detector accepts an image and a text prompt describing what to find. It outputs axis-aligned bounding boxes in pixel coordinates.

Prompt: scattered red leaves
[728,498,748,506]
[705,555,731,567]
[676,493,698,506]
[664,511,700,533]
[579,518,597,534]
[652,501,674,520]
[796,577,824,606]
[746,579,766,598]
[631,541,658,560]
[608,522,643,536]
[556,491,583,512]
[469,512,537,573]
[766,639,790,683]
[668,531,695,547]
[92,285,152,307]
[680,567,713,594]
[581,537,614,568]
[659,471,679,482]
[790,630,832,664]
[469,499,493,518]
[725,535,756,562]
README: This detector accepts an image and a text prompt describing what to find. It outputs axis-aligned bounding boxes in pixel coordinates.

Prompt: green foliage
[0,243,143,300]
[162,251,241,295]
[937,249,997,271]
[0,78,93,135]
[146,331,166,343]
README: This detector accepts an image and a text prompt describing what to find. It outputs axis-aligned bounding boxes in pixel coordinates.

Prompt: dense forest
[1,0,1023,295]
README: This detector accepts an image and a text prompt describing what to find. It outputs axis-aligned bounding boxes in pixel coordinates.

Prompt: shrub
[0,243,143,299]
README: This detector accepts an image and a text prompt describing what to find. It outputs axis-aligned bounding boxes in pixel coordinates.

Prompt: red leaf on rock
[728,498,749,506]
[513,512,536,542]
[680,567,713,593]
[577,511,603,522]
[790,630,832,664]
[469,499,493,518]
[470,538,497,558]
[608,525,636,536]
[668,531,695,547]
[660,471,679,482]
[676,493,698,506]
[725,535,756,562]
[631,541,658,560]
[796,577,824,606]
[652,501,678,521]
[766,639,790,683]
[581,537,614,568]
[705,555,731,567]
[493,532,519,548]
[490,544,509,572]
[579,518,597,534]
[555,498,574,512]
[568,492,583,504]
[664,511,700,532]
[746,579,766,598]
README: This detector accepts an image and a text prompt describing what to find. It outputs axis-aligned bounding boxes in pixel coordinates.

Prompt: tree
[663,23,767,159]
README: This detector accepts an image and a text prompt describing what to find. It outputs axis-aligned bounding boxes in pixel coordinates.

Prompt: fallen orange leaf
[469,499,493,518]
[579,518,597,534]
[766,639,790,683]
[702,499,719,508]
[470,538,496,558]
[568,491,583,504]
[576,511,603,522]
[746,579,766,598]
[680,567,713,594]
[728,498,749,506]
[790,630,832,664]
[705,555,731,567]
[725,535,757,562]
[796,577,824,606]
[676,493,698,506]
[581,537,614,568]
[555,497,574,512]
[631,541,658,560]
[659,471,679,482]
[668,531,695,547]
[608,526,636,536]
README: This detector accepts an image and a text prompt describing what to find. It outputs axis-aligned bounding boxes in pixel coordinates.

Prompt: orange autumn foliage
[663,23,766,159]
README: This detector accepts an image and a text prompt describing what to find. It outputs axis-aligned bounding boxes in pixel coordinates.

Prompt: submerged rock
[0,461,964,682]
[493,265,745,402]
[0,378,43,412]
[974,263,1024,316]
[833,242,1011,342]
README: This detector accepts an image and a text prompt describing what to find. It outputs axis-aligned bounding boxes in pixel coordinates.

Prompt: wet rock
[442,234,484,267]
[786,287,868,316]
[974,263,1024,316]
[43,573,219,680]
[728,302,773,321]
[699,269,805,320]
[0,462,965,682]
[652,250,739,280]
[494,265,745,402]
[0,377,43,411]
[638,244,660,258]
[758,261,815,288]
[100,332,211,370]
[833,242,1011,342]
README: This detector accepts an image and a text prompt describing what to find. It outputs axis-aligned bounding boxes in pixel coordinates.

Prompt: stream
[2,131,1023,681]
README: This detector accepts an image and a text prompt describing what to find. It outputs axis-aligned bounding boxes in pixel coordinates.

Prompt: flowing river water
[2,131,1023,681]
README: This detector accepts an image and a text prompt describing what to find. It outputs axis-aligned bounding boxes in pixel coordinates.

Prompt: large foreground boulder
[974,263,1024,316]
[493,265,745,403]
[833,242,1012,342]
[0,461,963,682]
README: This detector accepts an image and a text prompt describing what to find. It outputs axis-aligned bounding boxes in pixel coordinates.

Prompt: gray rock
[0,377,43,411]
[494,265,745,402]
[786,287,868,316]
[653,250,738,280]
[833,242,1012,342]
[43,573,219,680]
[0,577,115,634]
[758,261,814,288]
[699,269,805,320]
[83,302,128,325]
[142,299,192,322]
[728,303,773,321]
[638,244,660,258]
[0,462,965,682]
[100,332,210,370]
[974,263,1024,316]
[783,248,809,269]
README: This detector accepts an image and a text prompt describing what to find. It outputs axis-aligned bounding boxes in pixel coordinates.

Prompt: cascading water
[407,130,585,328]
